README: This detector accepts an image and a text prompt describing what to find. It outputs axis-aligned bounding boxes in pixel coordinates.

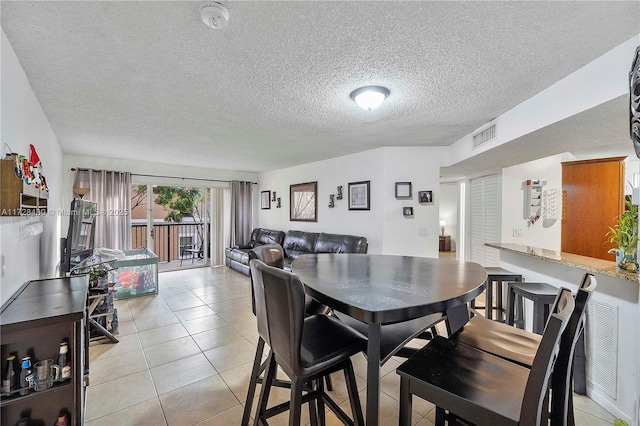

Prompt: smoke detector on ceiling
[200,2,229,29]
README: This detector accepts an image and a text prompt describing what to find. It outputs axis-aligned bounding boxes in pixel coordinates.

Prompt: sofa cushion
[256,228,286,246]
[282,230,319,259]
[315,233,367,254]
[227,247,250,264]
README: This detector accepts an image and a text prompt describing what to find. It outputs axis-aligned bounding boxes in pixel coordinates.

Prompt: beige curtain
[230,180,253,247]
[210,187,228,266]
[73,169,132,250]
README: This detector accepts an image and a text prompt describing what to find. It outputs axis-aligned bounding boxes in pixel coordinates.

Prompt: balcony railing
[132,222,210,266]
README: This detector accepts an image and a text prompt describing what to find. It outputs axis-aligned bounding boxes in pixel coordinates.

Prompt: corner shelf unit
[0,276,88,426]
[0,159,49,216]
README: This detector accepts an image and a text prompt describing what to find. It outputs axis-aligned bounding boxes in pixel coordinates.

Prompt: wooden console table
[439,235,451,252]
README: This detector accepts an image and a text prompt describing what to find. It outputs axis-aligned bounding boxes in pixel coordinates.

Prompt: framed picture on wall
[261,190,271,209]
[348,181,370,210]
[290,182,318,221]
[418,190,433,204]
[395,182,412,198]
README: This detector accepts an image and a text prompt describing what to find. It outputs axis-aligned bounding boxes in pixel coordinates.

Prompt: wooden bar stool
[397,288,575,426]
[507,281,558,334]
[477,267,522,322]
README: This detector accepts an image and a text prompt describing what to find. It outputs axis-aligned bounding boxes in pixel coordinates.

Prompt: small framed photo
[403,206,414,216]
[418,190,433,204]
[395,182,412,198]
[348,181,370,211]
[261,190,271,209]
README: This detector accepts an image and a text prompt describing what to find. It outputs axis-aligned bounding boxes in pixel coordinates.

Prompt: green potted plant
[606,197,639,271]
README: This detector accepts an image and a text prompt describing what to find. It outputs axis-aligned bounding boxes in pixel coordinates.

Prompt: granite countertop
[485,242,639,283]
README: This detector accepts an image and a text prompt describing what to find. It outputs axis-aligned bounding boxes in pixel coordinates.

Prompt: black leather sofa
[281,230,368,270]
[225,228,368,275]
[224,228,286,275]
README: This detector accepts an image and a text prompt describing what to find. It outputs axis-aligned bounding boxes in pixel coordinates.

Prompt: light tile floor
[86,266,617,425]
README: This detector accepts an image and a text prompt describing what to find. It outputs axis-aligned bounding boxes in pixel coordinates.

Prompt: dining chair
[250,259,366,426]
[453,273,596,426]
[396,287,574,426]
[241,244,287,426]
[242,244,333,425]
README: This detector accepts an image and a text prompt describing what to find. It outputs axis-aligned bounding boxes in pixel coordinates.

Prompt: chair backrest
[521,287,574,426]
[248,244,284,269]
[247,245,285,338]
[551,273,597,425]
[250,259,306,377]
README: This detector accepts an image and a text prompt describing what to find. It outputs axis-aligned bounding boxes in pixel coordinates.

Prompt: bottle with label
[19,356,33,396]
[55,409,70,426]
[1,355,16,394]
[58,341,71,380]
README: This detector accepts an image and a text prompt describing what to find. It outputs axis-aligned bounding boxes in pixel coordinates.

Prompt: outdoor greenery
[132,185,204,222]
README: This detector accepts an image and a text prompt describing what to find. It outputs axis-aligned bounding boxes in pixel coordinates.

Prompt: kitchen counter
[485,242,638,283]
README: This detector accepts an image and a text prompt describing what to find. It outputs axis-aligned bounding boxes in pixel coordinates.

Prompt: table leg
[366,323,381,426]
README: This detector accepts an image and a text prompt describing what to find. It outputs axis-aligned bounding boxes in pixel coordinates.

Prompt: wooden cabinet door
[561,157,625,260]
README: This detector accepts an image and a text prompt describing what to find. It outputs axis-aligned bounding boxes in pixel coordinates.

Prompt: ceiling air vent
[472,122,496,149]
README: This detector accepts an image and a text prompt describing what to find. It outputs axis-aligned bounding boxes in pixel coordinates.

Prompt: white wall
[624,157,639,195]
[439,183,458,251]
[1,30,64,305]
[258,146,448,257]
[501,154,563,250]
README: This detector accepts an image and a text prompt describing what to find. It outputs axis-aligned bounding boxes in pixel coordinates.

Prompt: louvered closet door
[470,175,500,266]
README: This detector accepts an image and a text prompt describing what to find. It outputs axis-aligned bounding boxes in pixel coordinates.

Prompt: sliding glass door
[131,184,210,271]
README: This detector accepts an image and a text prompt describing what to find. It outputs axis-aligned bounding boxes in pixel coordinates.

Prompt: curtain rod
[70,168,257,184]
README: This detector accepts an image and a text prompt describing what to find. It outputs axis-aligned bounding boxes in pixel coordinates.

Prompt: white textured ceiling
[1,1,639,174]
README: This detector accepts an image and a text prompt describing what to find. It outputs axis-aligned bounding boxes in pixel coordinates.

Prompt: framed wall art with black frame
[395,182,412,199]
[418,190,433,204]
[348,181,370,211]
[290,182,317,222]
[261,190,271,209]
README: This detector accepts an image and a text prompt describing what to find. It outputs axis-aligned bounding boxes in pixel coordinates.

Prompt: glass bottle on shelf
[58,341,71,380]
[55,409,70,426]
[19,356,33,395]
[2,355,16,393]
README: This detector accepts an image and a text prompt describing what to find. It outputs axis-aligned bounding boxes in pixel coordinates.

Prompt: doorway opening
[130,184,210,271]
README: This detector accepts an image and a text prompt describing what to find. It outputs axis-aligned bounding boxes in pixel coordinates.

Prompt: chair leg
[316,378,326,426]
[435,407,446,426]
[399,376,412,426]
[486,279,494,320]
[289,377,304,426]
[507,286,516,326]
[325,373,334,391]
[567,390,575,426]
[308,379,318,426]
[344,360,364,426]
[242,337,265,426]
[253,353,277,426]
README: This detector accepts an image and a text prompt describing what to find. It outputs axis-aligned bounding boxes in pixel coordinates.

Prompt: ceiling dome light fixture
[350,86,390,111]
[200,2,229,29]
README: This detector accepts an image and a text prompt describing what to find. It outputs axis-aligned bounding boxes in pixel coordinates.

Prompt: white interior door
[470,175,500,266]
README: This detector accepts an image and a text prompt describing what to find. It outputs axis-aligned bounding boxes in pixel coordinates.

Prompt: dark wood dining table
[291,253,487,426]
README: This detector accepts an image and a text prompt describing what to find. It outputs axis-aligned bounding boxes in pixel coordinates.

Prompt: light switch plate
[513,227,522,237]
[1,254,5,277]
